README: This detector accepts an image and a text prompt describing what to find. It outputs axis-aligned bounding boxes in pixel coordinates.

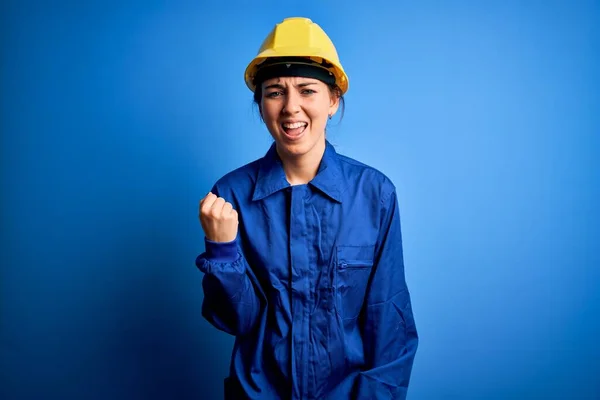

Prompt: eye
[301,89,316,95]
[265,91,283,98]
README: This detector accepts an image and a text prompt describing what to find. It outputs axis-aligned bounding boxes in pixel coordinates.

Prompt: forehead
[261,76,324,87]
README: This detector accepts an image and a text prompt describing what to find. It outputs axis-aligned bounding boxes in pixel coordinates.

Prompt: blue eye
[266,91,283,98]
[302,89,316,95]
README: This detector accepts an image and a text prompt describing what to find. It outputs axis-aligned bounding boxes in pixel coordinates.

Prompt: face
[260,76,339,160]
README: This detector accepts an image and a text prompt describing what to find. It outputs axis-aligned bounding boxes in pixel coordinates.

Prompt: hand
[199,192,239,243]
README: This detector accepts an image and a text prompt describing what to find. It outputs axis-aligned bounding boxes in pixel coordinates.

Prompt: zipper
[339,260,373,269]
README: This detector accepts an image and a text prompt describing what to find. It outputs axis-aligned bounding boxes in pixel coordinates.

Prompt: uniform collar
[252,140,344,203]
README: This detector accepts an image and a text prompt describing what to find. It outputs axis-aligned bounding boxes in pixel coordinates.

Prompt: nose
[282,90,301,115]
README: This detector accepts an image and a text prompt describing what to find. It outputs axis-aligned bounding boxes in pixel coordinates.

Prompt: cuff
[201,237,239,263]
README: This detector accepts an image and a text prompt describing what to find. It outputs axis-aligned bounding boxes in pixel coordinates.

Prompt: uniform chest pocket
[335,245,375,320]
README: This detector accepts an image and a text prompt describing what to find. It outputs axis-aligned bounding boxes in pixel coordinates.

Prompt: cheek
[261,103,280,125]
[308,97,332,126]
[306,107,329,128]
[310,115,327,128]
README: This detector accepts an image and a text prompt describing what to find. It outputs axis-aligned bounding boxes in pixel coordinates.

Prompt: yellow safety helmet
[244,17,349,94]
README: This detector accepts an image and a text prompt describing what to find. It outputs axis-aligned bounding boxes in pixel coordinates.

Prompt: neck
[278,139,326,186]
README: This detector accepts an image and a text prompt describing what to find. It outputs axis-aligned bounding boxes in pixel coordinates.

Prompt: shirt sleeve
[354,189,419,399]
[195,186,266,336]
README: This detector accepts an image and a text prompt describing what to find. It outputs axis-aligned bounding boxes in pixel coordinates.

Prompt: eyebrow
[264,83,285,90]
[264,82,318,90]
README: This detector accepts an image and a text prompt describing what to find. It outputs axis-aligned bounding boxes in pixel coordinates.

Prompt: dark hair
[252,82,346,123]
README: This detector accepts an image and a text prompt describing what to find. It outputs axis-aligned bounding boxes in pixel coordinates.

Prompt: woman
[196,17,418,400]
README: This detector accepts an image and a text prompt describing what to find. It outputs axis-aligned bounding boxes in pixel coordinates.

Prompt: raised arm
[195,190,266,336]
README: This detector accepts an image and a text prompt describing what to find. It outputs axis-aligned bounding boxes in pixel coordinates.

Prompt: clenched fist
[199,192,239,243]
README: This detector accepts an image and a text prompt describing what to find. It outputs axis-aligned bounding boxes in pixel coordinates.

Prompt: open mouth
[281,121,308,138]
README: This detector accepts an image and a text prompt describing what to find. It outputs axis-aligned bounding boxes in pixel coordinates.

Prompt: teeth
[283,122,307,129]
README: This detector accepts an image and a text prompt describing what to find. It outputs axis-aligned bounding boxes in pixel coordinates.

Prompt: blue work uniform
[196,140,418,399]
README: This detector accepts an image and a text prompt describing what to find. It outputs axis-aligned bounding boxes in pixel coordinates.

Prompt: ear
[328,90,340,117]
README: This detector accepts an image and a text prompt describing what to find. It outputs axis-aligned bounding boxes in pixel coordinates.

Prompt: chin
[276,137,317,158]
[274,128,325,156]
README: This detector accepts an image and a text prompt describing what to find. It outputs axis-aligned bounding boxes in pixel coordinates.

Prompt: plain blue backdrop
[1,1,599,399]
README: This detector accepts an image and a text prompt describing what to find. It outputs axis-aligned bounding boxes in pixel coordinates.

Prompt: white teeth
[283,122,307,129]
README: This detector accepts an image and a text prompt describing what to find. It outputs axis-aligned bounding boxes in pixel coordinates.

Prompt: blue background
[1,1,599,399]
